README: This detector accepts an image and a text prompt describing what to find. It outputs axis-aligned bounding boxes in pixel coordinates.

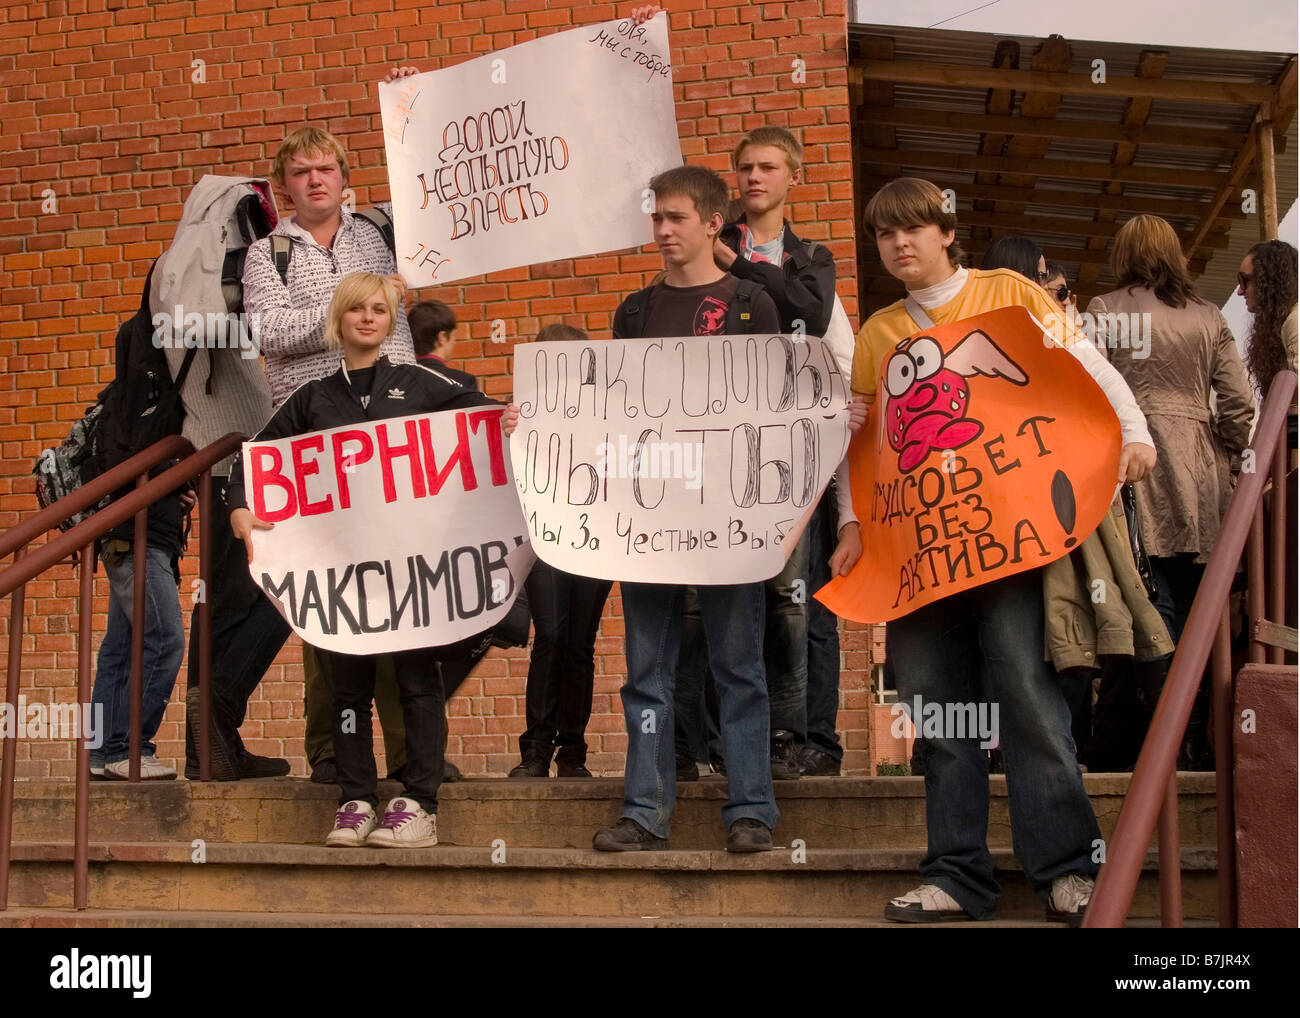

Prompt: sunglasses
[1237,272,1254,289]
[1051,284,1071,303]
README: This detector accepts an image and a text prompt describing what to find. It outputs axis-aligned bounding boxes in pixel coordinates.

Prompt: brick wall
[0,0,880,780]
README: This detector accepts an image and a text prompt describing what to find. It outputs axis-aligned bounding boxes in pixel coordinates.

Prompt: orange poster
[817,305,1122,623]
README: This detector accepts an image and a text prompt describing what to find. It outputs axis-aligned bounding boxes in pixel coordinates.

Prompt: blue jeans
[621,581,779,838]
[888,569,1099,918]
[764,530,810,738]
[91,545,185,766]
[804,491,842,759]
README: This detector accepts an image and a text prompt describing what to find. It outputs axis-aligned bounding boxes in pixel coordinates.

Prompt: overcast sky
[854,0,1298,53]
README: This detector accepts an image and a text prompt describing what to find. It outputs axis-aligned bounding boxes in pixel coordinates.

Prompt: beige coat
[1086,287,1255,560]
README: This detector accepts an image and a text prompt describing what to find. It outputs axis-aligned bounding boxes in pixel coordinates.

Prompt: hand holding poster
[377,13,682,287]
[242,406,534,653]
[817,306,1122,623]
[511,334,850,584]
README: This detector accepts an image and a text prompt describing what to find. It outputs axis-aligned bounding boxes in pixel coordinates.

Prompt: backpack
[618,277,764,340]
[31,263,201,530]
[269,205,395,285]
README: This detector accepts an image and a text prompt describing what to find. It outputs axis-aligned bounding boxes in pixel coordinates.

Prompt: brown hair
[272,126,351,187]
[324,272,399,350]
[1110,214,1201,309]
[648,164,728,222]
[1244,239,1298,394]
[732,126,802,172]
[536,323,589,343]
[408,300,457,357]
[863,178,965,268]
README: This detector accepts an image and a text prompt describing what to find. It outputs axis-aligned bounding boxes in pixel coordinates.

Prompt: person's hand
[713,236,737,270]
[383,66,421,83]
[630,5,663,25]
[847,396,867,434]
[179,490,197,513]
[828,521,862,576]
[230,508,274,564]
[1118,442,1157,482]
[386,273,408,304]
[501,403,520,437]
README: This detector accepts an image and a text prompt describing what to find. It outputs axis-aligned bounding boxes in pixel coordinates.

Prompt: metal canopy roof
[848,24,1298,315]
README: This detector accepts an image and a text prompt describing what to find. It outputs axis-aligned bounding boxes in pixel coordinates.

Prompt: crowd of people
[78,19,1298,925]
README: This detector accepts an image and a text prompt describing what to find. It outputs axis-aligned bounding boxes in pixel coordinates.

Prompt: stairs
[1,773,1219,927]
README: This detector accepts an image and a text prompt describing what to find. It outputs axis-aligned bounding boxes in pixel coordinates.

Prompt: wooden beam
[1185,129,1259,257]
[858,104,1248,151]
[957,208,1228,248]
[860,147,1224,188]
[1271,58,1298,141]
[856,61,1275,106]
[971,40,1020,249]
[1257,108,1279,240]
[996,35,1073,217]
[860,176,1245,220]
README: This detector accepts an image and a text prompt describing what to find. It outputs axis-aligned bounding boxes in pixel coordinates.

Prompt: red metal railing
[0,433,244,910]
[1085,370,1297,927]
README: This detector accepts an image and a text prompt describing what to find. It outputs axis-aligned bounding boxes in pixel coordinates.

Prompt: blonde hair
[1110,214,1200,309]
[863,178,965,268]
[324,272,399,350]
[733,126,803,173]
[272,126,351,187]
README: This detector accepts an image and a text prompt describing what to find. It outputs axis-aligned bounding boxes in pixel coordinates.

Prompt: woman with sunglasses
[1236,239,1297,400]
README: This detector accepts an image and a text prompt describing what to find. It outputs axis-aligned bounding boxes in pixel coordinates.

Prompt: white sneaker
[884,883,972,923]
[325,800,378,848]
[104,755,177,781]
[366,797,438,848]
[1047,873,1094,925]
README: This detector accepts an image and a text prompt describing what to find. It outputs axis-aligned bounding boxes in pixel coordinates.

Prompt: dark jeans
[1149,554,1205,643]
[764,529,810,738]
[673,588,723,765]
[518,560,612,765]
[888,569,1100,919]
[805,491,842,759]
[328,646,446,814]
[187,479,290,741]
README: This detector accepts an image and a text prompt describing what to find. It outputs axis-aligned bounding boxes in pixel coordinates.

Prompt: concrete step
[7,772,1219,851]
[6,842,1218,921]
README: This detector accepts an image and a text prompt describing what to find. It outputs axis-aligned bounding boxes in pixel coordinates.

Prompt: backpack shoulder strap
[903,295,935,331]
[726,278,762,334]
[355,206,396,253]
[270,235,292,286]
[619,284,658,339]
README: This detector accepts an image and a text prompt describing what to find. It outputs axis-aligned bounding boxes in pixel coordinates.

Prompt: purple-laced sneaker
[367,797,438,847]
[325,800,377,847]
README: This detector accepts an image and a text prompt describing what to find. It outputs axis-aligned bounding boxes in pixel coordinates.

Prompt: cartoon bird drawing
[881,330,1028,472]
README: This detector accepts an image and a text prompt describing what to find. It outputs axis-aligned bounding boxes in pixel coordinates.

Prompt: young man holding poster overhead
[850,178,1156,924]
[594,165,783,852]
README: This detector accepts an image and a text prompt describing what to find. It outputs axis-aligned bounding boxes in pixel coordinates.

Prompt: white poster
[511,335,851,584]
[242,407,534,653]
[377,13,682,287]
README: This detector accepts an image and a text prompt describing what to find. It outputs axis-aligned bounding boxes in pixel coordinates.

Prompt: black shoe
[592,817,669,852]
[443,760,463,783]
[236,750,290,779]
[676,754,700,782]
[183,686,240,781]
[770,729,802,781]
[726,817,773,853]
[310,758,339,784]
[556,761,592,778]
[508,758,550,778]
[799,747,842,776]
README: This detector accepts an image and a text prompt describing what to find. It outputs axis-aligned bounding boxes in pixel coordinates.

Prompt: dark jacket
[224,356,496,513]
[100,465,187,566]
[719,220,836,336]
[417,353,479,391]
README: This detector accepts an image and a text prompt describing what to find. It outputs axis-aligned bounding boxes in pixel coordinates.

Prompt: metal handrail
[0,436,192,562]
[1085,370,1297,927]
[0,433,246,910]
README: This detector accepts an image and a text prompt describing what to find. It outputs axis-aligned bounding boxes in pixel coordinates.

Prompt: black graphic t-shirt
[614,274,780,339]
[346,365,375,409]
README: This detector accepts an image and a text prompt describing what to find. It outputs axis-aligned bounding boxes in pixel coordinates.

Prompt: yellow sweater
[851,268,1081,395]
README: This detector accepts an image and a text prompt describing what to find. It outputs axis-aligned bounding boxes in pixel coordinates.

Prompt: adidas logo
[388,388,405,399]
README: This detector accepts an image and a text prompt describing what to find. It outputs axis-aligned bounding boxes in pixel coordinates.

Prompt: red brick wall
[0,0,878,779]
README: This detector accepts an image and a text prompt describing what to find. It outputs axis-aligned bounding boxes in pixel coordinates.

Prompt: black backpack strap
[726,279,762,334]
[271,235,292,286]
[355,206,396,253]
[619,284,657,340]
